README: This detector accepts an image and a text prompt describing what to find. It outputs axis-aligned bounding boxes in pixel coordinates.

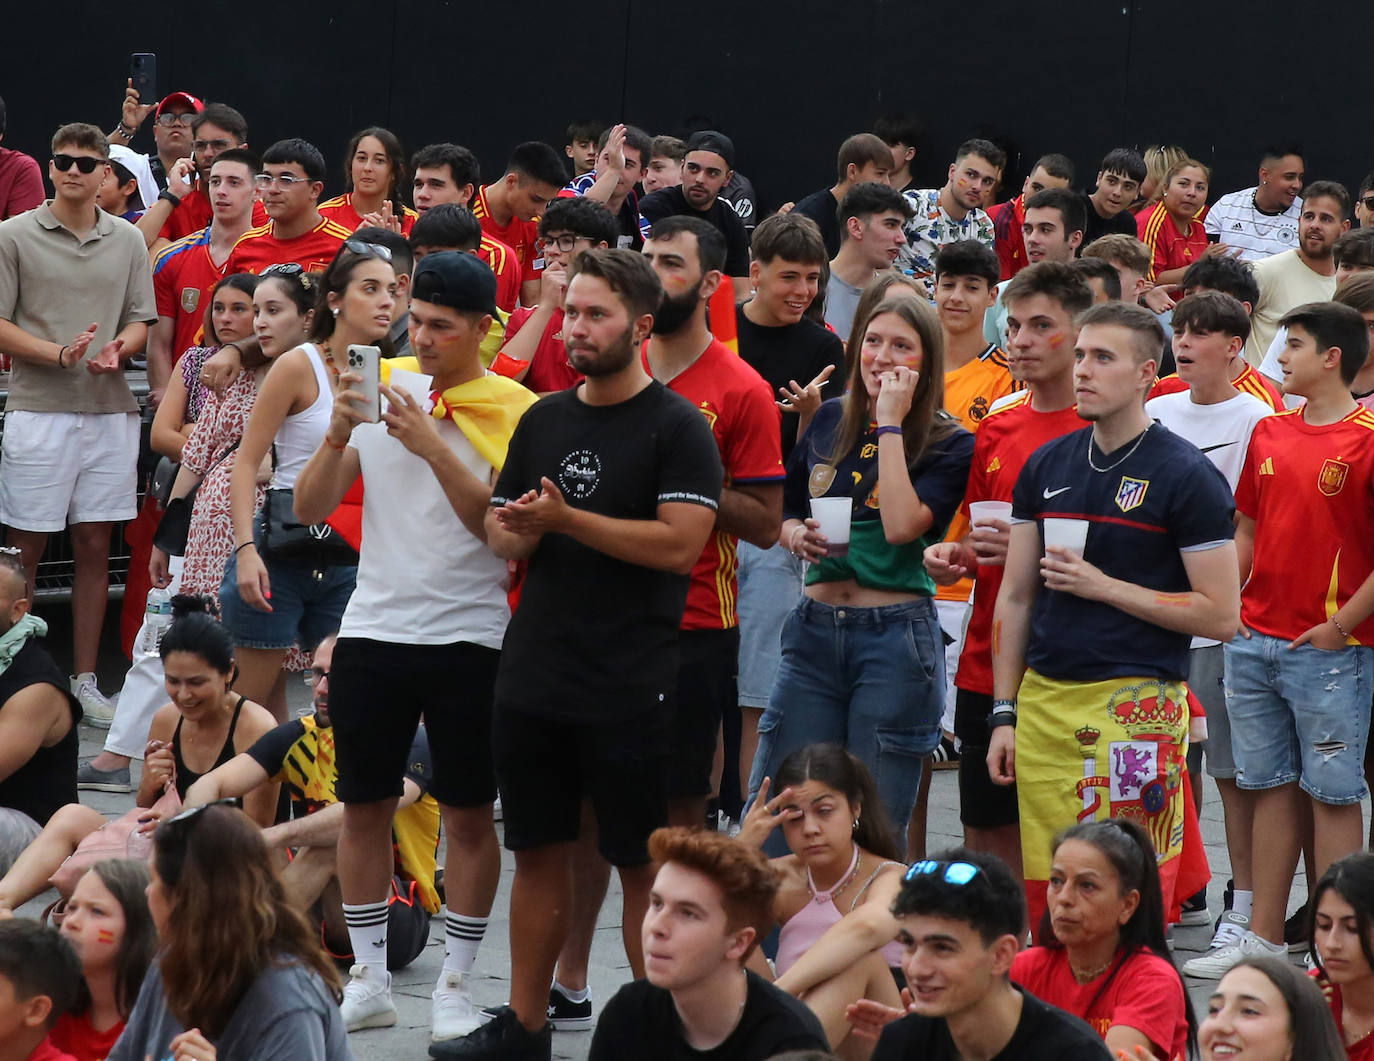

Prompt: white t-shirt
[1145,388,1271,647]
[1245,249,1337,366]
[1257,328,1306,408]
[338,417,509,647]
[1204,188,1302,262]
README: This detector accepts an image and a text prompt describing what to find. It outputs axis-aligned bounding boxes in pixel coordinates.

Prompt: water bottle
[135,587,174,659]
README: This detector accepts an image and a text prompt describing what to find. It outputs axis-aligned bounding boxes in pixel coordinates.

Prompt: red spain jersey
[472,185,542,288]
[642,339,784,630]
[152,227,225,360]
[224,215,353,276]
[990,195,1027,281]
[1137,201,1208,283]
[1148,362,1284,411]
[955,394,1086,694]
[491,306,579,393]
[157,188,268,244]
[1237,406,1374,644]
[318,192,418,237]
[476,234,522,313]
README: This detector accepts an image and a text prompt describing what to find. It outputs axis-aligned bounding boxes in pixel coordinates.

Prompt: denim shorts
[736,541,804,709]
[1224,632,1373,804]
[219,549,356,652]
[747,595,944,836]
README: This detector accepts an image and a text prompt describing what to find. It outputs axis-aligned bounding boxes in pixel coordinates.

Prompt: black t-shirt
[721,172,759,233]
[873,987,1112,1061]
[735,306,846,461]
[640,187,751,276]
[790,189,842,258]
[1078,191,1138,251]
[0,638,79,825]
[491,382,723,721]
[590,971,828,1061]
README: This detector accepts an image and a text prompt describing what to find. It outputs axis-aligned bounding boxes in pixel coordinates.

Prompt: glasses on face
[52,153,106,175]
[541,233,590,253]
[905,860,981,886]
[1361,197,1374,213]
[343,239,393,261]
[309,666,330,683]
[193,138,232,154]
[156,112,195,128]
[253,172,312,189]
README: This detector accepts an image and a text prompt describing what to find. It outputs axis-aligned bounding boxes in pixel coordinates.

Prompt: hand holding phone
[345,345,381,423]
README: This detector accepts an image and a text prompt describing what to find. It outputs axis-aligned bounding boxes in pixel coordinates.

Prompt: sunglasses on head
[905,860,981,886]
[52,153,106,174]
[261,262,304,278]
[343,239,392,262]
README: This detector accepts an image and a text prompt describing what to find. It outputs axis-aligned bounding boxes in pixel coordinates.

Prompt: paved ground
[22,599,1350,1059]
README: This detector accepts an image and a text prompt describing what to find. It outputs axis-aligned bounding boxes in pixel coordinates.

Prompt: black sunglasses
[53,153,106,175]
[261,262,304,278]
[164,798,238,833]
[1362,196,1374,213]
[343,239,392,261]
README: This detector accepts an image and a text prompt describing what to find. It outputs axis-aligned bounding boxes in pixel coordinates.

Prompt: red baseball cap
[155,92,204,117]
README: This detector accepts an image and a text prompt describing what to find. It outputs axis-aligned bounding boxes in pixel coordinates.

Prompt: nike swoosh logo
[1199,442,1237,453]
[1043,486,1072,499]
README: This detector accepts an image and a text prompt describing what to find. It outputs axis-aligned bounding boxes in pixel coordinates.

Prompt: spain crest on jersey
[1115,476,1149,513]
[1319,459,1349,497]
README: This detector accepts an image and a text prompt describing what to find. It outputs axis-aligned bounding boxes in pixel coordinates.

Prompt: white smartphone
[345,344,381,423]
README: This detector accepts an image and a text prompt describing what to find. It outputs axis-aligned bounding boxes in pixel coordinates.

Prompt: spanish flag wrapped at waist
[324,359,538,551]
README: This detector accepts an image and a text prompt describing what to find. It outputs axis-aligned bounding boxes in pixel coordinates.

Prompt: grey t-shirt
[823,274,863,340]
[107,960,353,1061]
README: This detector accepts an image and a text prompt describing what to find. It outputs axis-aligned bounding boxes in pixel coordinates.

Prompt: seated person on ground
[0,918,83,1061]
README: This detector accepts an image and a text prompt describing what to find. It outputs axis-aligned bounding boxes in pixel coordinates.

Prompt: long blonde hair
[827,295,959,481]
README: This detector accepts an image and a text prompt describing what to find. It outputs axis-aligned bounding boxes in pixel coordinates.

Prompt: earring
[332,307,339,317]
[852,818,859,831]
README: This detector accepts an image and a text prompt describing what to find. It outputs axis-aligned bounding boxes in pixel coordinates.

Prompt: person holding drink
[747,292,974,840]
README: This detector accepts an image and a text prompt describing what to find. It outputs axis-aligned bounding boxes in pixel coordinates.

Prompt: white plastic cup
[968,501,1013,527]
[1042,517,1089,556]
[809,497,852,558]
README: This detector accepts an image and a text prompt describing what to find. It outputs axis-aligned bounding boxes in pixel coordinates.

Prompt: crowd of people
[1,80,1374,1060]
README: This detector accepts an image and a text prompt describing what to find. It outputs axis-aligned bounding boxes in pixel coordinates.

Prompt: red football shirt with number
[955,394,1086,695]
[224,216,353,275]
[1236,406,1374,643]
[318,193,419,237]
[153,227,226,360]
[158,188,268,243]
[641,339,784,630]
[472,185,542,288]
[1148,362,1284,411]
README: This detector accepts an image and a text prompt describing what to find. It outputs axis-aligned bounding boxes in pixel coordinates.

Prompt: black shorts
[320,875,430,971]
[669,628,739,799]
[493,704,671,867]
[330,638,499,808]
[953,688,1019,830]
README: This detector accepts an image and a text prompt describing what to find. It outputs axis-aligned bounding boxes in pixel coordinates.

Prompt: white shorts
[0,411,139,532]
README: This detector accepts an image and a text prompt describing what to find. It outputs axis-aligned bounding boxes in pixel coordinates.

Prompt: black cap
[684,131,735,170]
[411,251,499,319]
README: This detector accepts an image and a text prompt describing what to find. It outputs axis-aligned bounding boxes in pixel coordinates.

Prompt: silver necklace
[1087,424,1150,473]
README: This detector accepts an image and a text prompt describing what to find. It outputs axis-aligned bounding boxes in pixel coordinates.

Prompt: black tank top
[0,640,79,825]
[172,694,246,798]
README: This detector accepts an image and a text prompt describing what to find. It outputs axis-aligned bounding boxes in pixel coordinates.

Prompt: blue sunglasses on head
[905,860,981,885]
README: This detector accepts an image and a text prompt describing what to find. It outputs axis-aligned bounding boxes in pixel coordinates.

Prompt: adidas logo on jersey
[986,456,1001,473]
[1259,457,1274,476]
[1231,222,1245,231]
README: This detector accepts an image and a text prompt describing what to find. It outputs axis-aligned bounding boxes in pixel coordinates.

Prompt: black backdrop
[4,2,1369,213]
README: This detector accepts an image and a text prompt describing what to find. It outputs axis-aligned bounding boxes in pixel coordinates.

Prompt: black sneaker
[1284,902,1311,953]
[1178,886,1210,927]
[428,1005,551,1060]
[547,984,592,1031]
[931,735,961,771]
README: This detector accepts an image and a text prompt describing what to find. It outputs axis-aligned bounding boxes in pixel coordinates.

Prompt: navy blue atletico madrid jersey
[1010,424,1235,682]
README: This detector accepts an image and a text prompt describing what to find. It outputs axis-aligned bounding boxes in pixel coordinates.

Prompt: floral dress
[179,369,310,671]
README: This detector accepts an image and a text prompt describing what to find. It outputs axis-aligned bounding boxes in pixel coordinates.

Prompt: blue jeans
[748,596,945,837]
[1224,631,1373,805]
[736,541,805,709]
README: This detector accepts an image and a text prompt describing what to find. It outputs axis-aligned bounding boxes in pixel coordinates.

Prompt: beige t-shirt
[1245,248,1337,366]
[0,202,157,413]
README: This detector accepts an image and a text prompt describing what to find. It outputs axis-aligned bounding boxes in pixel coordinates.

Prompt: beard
[650,283,703,336]
[567,326,638,378]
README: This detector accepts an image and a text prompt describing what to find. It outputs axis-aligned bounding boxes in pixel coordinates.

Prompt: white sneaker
[492,796,503,822]
[70,673,115,728]
[431,971,483,1041]
[1210,909,1251,950]
[340,963,396,1031]
[1182,930,1285,979]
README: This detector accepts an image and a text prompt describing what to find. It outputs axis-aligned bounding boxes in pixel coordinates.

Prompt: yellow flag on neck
[381,357,537,472]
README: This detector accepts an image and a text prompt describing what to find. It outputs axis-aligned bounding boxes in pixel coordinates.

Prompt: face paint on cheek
[97,929,116,944]
[1048,332,1067,349]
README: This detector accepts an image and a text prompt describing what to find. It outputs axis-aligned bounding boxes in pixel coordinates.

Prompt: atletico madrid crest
[1319,459,1349,497]
[1114,476,1149,513]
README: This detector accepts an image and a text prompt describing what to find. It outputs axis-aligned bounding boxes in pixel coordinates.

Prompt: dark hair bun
[170,593,219,621]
